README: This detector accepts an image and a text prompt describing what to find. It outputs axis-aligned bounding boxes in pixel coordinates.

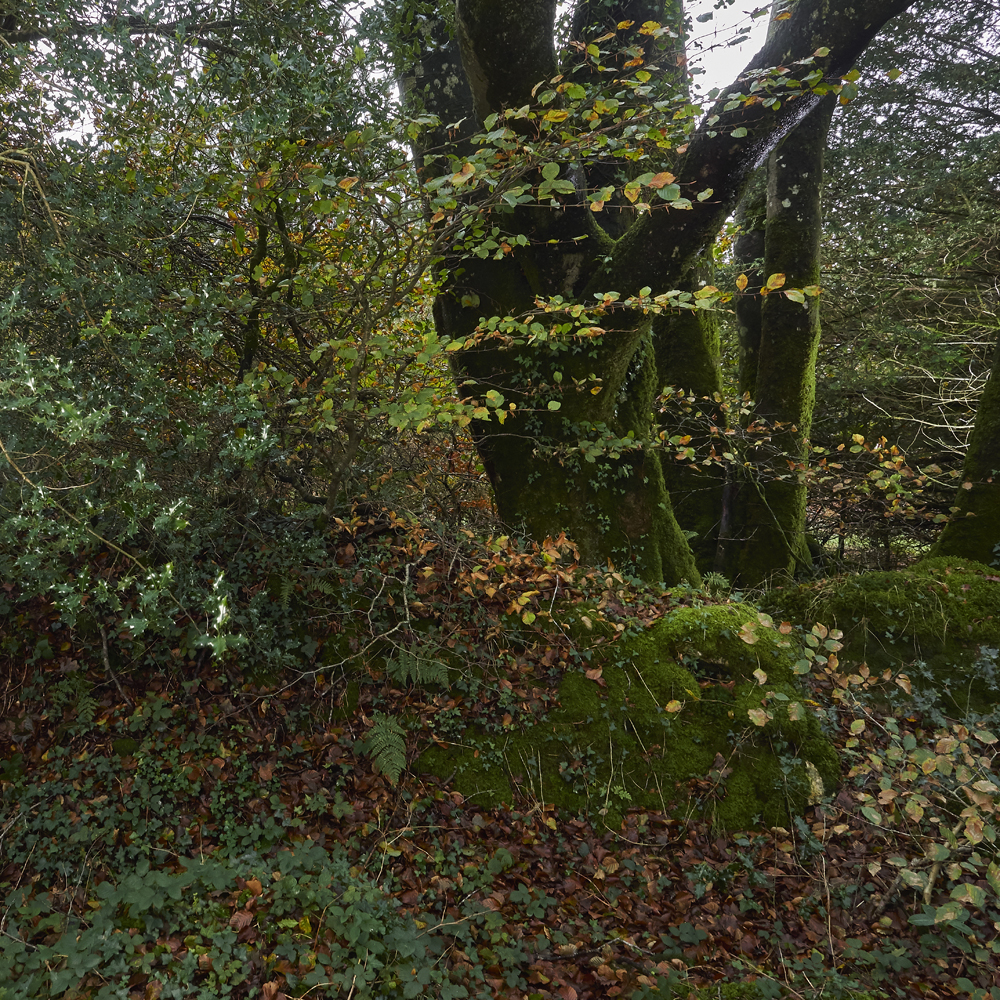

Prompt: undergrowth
[2,520,1000,999]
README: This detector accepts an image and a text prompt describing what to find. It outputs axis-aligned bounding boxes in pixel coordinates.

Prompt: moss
[417,601,838,830]
[761,559,1000,714]
[930,335,1000,565]
[651,261,726,573]
[734,97,836,587]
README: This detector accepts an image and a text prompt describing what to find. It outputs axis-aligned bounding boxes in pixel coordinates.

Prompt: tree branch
[590,0,918,299]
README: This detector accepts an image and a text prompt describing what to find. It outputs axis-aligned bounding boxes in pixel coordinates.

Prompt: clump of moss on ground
[419,603,838,831]
[760,556,1000,714]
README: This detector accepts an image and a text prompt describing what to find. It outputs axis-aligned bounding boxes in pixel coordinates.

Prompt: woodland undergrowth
[2,516,1000,1000]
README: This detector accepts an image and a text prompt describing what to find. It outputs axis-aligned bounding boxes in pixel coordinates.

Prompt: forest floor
[2,526,999,1000]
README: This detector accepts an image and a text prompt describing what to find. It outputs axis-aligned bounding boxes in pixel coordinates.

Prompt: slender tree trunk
[930,332,1000,564]
[734,170,767,401]
[735,93,836,585]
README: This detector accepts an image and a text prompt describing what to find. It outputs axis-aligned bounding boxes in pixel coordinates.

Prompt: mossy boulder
[760,557,1000,714]
[419,603,838,831]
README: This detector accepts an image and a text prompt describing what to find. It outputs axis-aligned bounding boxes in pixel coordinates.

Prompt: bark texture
[734,94,836,585]
[734,171,767,401]
[930,333,1000,565]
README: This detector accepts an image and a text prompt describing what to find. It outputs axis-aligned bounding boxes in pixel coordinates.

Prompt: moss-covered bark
[734,94,836,586]
[420,1,915,582]
[652,261,727,572]
[734,170,767,401]
[930,333,1000,565]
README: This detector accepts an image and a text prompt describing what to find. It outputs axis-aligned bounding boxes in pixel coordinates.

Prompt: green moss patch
[419,603,838,831]
[760,557,1000,714]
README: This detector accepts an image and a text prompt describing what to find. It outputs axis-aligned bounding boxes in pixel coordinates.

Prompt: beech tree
[401,0,917,585]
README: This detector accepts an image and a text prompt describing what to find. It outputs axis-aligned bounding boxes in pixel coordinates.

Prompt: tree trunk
[733,94,836,585]
[652,263,726,573]
[930,332,1000,565]
[422,0,916,582]
[734,170,767,401]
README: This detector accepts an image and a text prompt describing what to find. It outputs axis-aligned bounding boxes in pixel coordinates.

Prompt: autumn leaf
[647,171,676,189]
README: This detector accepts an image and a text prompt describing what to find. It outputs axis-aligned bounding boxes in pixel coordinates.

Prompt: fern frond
[385,650,449,689]
[275,575,295,610]
[363,712,407,785]
[311,578,340,597]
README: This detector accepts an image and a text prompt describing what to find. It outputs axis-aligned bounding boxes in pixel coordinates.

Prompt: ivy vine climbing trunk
[405,0,915,583]
[930,332,1000,565]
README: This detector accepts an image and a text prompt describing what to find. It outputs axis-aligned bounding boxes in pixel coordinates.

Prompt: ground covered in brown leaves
[3,524,1000,999]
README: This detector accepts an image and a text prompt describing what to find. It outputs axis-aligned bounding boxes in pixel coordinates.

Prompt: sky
[684,0,773,95]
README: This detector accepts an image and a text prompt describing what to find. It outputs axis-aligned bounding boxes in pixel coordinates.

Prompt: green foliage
[357,712,408,786]
[386,649,451,689]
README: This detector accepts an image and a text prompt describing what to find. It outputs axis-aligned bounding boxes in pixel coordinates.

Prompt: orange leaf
[647,171,676,189]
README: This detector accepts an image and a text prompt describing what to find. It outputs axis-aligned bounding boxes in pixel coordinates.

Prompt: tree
[0,1,495,656]
[809,0,1000,565]
[403,0,916,585]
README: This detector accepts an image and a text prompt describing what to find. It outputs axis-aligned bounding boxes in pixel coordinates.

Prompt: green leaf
[541,162,561,181]
[951,883,986,909]
[730,127,747,138]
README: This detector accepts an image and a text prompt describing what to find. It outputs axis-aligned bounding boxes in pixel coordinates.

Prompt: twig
[99,625,135,708]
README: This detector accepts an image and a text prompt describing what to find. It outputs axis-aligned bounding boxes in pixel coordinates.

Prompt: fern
[272,574,295,610]
[361,713,407,785]
[385,649,450,689]
[703,572,731,597]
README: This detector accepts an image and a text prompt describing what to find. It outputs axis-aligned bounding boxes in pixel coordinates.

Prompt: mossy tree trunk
[930,332,1000,564]
[733,94,836,585]
[734,170,767,401]
[412,0,914,582]
[652,265,727,573]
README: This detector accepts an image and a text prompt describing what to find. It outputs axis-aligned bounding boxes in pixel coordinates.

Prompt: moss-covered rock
[760,557,1000,714]
[418,602,838,831]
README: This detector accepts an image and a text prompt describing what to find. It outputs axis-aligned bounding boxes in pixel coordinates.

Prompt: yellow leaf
[338,176,360,190]
[543,109,569,122]
[665,700,683,713]
[736,273,749,292]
